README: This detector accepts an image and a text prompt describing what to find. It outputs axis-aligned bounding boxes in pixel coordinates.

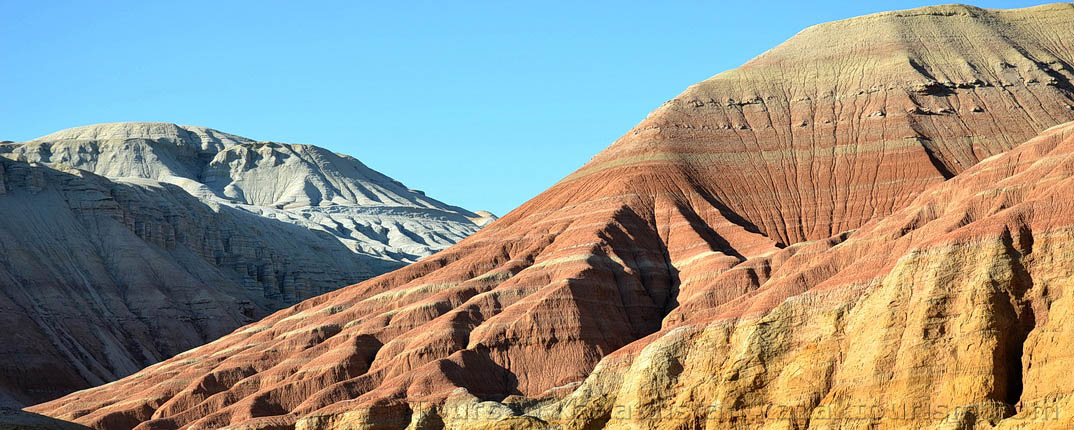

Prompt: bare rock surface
[468,210,499,227]
[2,122,487,263]
[0,125,488,406]
[0,158,394,407]
[28,4,1074,430]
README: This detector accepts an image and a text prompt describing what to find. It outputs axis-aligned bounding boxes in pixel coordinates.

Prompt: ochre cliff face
[28,4,1074,430]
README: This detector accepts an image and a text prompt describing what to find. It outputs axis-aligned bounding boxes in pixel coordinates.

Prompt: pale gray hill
[1,122,487,263]
[17,122,253,182]
[0,157,400,406]
[0,123,491,406]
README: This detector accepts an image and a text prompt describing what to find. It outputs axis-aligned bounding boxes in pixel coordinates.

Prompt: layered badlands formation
[2,122,486,263]
[0,125,487,406]
[29,3,1074,430]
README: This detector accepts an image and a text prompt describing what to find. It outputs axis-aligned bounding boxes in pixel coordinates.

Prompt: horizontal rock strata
[27,3,1074,430]
[0,158,392,406]
[0,124,488,406]
[1,122,486,264]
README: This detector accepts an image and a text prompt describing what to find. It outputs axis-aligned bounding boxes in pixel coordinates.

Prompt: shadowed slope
[0,158,397,406]
[0,408,88,430]
[29,4,1074,430]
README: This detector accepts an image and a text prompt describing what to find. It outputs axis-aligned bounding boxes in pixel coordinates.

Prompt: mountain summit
[29,4,1074,430]
[6,122,485,262]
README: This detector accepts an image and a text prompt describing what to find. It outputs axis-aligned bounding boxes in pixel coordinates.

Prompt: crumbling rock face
[27,4,1074,430]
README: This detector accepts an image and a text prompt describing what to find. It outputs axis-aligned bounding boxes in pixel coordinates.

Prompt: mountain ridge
[0,123,492,407]
[2,122,488,263]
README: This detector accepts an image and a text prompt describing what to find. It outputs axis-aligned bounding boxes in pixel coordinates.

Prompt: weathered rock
[27,3,1074,430]
[538,120,1074,430]
[1,122,488,263]
[0,124,489,406]
[0,157,395,406]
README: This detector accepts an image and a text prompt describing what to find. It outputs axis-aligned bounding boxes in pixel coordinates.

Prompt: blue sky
[0,1,1048,215]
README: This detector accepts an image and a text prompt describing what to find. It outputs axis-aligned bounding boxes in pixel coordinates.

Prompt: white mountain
[3,122,488,263]
[0,122,492,406]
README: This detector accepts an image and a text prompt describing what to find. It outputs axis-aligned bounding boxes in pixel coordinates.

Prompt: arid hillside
[0,123,488,406]
[29,4,1074,429]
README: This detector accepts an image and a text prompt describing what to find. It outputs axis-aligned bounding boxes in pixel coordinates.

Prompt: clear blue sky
[0,1,1049,216]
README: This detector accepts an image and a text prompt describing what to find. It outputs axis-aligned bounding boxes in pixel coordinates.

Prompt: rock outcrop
[0,124,488,406]
[27,3,1074,430]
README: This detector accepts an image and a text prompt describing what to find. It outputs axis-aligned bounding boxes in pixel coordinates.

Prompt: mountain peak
[4,121,487,267]
[0,122,489,406]
[31,122,254,151]
[9,122,476,218]
[593,1,1074,245]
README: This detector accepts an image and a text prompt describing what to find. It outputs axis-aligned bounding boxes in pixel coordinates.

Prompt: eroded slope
[2,122,484,263]
[28,4,1074,430]
[0,158,392,406]
[534,119,1074,430]
[583,2,1074,245]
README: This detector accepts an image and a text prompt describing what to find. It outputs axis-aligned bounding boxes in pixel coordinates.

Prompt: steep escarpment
[28,4,1074,430]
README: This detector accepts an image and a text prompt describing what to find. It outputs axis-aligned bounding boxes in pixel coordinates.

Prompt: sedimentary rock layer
[540,119,1074,430]
[0,124,488,406]
[0,158,392,406]
[28,4,1074,430]
[0,408,89,430]
[2,122,486,263]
